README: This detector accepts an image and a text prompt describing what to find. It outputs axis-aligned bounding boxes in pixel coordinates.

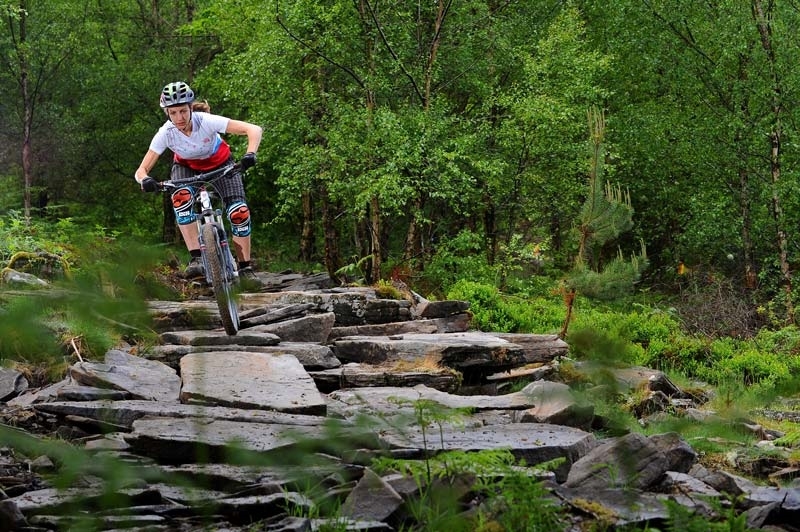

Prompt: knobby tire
[201,222,239,335]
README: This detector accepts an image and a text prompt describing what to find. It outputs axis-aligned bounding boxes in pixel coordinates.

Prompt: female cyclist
[134,81,262,282]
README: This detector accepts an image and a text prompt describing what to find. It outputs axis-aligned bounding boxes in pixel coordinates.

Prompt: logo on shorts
[172,189,193,209]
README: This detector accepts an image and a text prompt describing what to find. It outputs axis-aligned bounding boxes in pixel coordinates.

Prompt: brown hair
[192,100,211,113]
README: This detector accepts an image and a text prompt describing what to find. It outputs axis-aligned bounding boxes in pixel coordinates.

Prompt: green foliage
[772,429,800,449]
[491,6,613,266]
[0,426,189,530]
[568,303,682,364]
[447,280,517,332]
[568,248,649,300]
[566,327,641,368]
[641,329,800,392]
[0,216,168,365]
[566,106,648,302]
[715,348,792,387]
[371,399,566,532]
[641,334,715,377]
[423,230,499,296]
[751,325,800,355]
[447,279,565,334]
[574,109,633,265]
[477,468,566,532]
[660,496,748,532]
[334,254,373,284]
[374,279,404,300]
[0,214,73,269]
[0,297,64,361]
[4,0,800,306]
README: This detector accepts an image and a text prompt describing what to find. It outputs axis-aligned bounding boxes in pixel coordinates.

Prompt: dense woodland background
[4,6,800,529]
[3,0,800,322]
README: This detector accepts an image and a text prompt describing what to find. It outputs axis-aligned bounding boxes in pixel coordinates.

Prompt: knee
[171,187,196,225]
[227,202,251,237]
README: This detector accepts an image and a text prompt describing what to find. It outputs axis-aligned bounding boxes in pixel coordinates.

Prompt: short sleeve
[148,122,171,155]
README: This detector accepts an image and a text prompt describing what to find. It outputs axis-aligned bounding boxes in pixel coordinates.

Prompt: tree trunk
[369,195,381,283]
[18,1,32,221]
[484,197,497,265]
[403,196,424,262]
[300,190,315,262]
[738,164,756,289]
[320,184,343,284]
[753,0,792,322]
[733,53,757,291]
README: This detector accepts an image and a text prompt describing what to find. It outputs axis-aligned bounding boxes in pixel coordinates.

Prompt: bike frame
[197,187,237,282]
[159,163,241,334]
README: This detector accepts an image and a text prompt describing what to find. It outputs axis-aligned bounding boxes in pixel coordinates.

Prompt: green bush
[446,280,565,333]
[712,348,792,388]
[423,229,499,296]
[447,280,517,332]
[501,269,560,298]
[752,325,800,355]
[574,305,681,345]
[0,215,165,366]
[641,328,800,390]
[641,334,714,377]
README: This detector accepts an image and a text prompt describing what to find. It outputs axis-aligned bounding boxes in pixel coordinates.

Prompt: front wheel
[201,222,239,335]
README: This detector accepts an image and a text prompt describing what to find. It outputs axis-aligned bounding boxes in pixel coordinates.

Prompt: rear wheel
[201,222,239,335]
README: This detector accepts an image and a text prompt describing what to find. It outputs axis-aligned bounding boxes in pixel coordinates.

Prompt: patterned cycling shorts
[170,157,246,206]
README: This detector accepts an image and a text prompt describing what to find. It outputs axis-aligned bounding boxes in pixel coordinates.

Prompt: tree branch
[274,0,366,90]
[362,0,426,105]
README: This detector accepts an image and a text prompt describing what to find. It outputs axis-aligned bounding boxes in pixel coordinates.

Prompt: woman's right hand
[141,177,159,192]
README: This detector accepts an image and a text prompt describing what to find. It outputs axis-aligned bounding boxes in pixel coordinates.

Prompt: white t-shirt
[149,112,230,161]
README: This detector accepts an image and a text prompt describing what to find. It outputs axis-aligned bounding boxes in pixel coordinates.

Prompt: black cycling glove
[240,152,256,171]
[141,177,159,192]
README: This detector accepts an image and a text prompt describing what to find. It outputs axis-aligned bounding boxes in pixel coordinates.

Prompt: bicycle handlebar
[157,163,241,191]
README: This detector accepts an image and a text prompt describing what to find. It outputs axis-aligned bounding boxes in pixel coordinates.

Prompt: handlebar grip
[141,177,160,193]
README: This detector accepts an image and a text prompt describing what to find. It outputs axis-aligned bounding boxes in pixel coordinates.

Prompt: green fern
[773,429,800,448]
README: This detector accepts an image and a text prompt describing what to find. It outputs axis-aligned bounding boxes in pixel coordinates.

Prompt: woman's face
[166,105,191,130]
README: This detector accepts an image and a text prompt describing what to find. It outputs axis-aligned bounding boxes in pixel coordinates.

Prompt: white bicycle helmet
[159,81,195,108]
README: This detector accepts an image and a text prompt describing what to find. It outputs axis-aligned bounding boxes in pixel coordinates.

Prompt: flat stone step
[180,351,327,416]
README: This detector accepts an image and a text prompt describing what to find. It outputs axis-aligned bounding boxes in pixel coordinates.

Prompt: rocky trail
[1,270,799,531]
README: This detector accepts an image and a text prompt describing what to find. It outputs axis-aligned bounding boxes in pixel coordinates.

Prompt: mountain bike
[155,163,241,335]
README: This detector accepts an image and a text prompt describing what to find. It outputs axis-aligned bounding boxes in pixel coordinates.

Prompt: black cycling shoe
[183,256,205,279]
[238,266,263,289]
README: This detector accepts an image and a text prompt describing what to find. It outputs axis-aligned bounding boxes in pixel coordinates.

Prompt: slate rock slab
[380,422,596,482]
[68,349,180,402]
[123,416,364,463]
[492,333,569,363]
[34,399,331,430]
[0,368,28,402]
[328,382,548,417]
[180,351,327,415]
[326,313,472,342]
[147,342,341,372]
[555,486,696,527]
[330,332,527,369]
[247,312,336,343]
[309,363,461,393]
[565,432,669,490]
[160,329,281,347]
[514,381,595,429]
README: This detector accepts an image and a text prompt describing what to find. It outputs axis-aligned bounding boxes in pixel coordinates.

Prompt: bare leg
[232,235,250,262]
[179,223,200,251]
[183,221,250,263]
